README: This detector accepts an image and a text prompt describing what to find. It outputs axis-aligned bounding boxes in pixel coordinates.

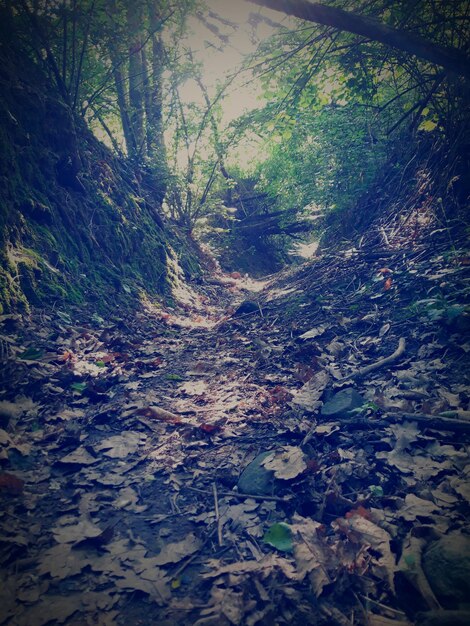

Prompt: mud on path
[1,243,470,626]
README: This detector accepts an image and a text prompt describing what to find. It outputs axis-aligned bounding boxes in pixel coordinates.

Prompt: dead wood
[334,337,406,385]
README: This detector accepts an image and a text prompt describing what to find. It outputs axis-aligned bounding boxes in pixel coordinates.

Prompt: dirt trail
[1,246,470,626]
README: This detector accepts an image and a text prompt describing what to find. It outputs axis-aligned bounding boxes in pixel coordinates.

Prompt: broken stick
[334,337,406,385]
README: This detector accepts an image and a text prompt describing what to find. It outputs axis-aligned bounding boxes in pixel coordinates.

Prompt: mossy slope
[0,42,199,314]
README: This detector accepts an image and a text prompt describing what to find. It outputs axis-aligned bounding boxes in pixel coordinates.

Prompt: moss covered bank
[0,38,199,314]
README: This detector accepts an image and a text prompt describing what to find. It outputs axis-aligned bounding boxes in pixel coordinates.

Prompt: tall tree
[127,0,145,158]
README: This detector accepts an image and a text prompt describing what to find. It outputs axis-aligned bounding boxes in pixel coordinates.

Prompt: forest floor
[1,235,470,626]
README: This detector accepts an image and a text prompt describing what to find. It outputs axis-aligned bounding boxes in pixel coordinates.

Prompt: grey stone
[233,301,259,317]
[237,451,276,496]
[321,388,365,418]
[422,533,470,608]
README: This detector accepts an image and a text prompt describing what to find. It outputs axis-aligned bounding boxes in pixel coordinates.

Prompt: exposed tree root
[334,337,406,385]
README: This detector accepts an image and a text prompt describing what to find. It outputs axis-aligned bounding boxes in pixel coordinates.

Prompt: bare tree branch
[247,0,470,78]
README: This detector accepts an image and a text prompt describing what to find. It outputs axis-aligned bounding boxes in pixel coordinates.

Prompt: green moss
[0,44,201,314]
[33,224,58,249]
[65,284,84,304]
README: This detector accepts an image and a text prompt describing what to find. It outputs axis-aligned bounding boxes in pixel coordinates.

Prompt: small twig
[318,467,337,521]
[334,337,406,385]
[357,594,407,617]
[220,490,289,503]
[380,226,390,246]
[301,419,318,446]
[186,486,289,503]
[213,483,223,546]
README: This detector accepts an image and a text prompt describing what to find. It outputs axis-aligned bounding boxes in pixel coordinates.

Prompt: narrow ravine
[1,241,470,625]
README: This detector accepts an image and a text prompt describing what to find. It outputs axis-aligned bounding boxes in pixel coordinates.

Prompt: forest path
[1,244,470,626]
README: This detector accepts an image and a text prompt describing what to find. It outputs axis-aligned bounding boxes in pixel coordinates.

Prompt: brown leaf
[72,524,116,550]
[135,406,182,424]
[0,472,24,495]
[199,422,223,434]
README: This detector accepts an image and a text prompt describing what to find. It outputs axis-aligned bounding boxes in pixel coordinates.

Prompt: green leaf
[71,382,87,393]
[418,119,437,132]
[264,522,293,552]
[19,348,44,360]
[439,411,458,418]
[369,485,384,498]
[95,361,106,367]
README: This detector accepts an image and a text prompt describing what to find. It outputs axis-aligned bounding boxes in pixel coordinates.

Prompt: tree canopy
[3,0,468,270]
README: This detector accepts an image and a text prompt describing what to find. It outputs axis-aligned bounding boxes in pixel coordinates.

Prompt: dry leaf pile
[0,235,469,626]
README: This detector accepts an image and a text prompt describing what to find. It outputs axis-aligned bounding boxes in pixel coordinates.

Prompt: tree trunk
[140,2,169,200]
[147,4,168,167]
[109,46,134,156]
[127,0,145,158]
[248,0,470,79]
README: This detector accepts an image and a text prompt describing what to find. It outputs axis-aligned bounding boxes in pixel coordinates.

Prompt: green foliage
[253,103,390,215]
[224,0,469,245]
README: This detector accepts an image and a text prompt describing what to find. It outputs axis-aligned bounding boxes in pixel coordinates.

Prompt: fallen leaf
[14,594,82,625]
[95,431,147,458]
[292,370,330,411]
[335,514,396,591]
[197,585,245,625]
[135,406,182,424]
[58,447,98,466]
[153,532,202,565]
[19,347,44,360]
[70,382,87,393]
[0,472,24,494]
[52,517,103,544]
[398,494,439,521]
[262,446,307,480]
[291,515,331,596]
[38,544,91,579]
[299,325,328,340]
[264,522,293,552]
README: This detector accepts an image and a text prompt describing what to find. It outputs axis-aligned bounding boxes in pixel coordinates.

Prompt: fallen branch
[340,412,470,433]
[384,411,470,433]
[334,337,406,385]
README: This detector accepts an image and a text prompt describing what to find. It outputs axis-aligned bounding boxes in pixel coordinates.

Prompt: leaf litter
[0,239,470,625]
